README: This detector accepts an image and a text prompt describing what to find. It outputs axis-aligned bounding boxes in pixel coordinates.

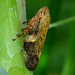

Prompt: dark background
[26,0,75,75]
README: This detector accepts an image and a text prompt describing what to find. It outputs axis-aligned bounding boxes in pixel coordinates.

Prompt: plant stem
[0,0,33,75]
[49,16,75,28]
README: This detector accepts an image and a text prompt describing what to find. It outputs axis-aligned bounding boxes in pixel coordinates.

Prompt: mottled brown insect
[12,7,50,71]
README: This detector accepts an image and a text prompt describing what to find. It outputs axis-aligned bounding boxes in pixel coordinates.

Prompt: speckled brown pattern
[23,7,50,71]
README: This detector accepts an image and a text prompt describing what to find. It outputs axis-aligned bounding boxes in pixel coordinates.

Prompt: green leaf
[0,0,33,75]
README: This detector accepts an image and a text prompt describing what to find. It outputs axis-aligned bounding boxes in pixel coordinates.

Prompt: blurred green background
[0,0,75,75]
[26,0,75,75]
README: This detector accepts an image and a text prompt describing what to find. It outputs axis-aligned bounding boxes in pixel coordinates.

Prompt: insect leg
[21,40,25,51]
[12,32,26,41]
[16,20,30,36]
[22,20,30,24]
[12,20,30,41]
[16,27,27,37]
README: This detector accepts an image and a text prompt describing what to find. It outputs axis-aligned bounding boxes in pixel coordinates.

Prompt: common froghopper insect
[12,7,50,71]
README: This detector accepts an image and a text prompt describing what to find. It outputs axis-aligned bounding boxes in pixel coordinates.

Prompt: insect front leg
[12,20,31,41]
[17,20,30,37]
[22,20,30,24]
[12,31,27,41]
[16,28,27,37]
[12,28,29,41]
[16,20,30,37]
